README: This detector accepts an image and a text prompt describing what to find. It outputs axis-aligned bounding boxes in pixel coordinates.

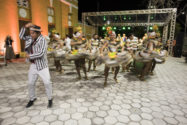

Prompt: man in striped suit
[19,23,53,108]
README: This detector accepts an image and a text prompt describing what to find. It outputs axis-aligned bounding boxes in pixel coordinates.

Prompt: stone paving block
[140,107,152,113]
[77,107,88,113]
[40,109,52,116]
[60,103,71,109]
[51,121,64,125]
[58,114,70,121]
[64,119,77,125]
[115,123,125,125]
[16,116,30,124]
[141,102,151,107]
[172,109,185,116]
[108,110,119,116]
[53,109,65,115]
[78,118,91,125]
[93,101,103,106]
[141,113,153,120]
[44,114,57,122]
[25,123,34,125]
[14,110,27,118]
[0,107,12,113]
[175,116,187,124]
[163,111,175,117]
[152,118,166,125]
[119,109,131,115]
[65,108,77,114]
[30,115,44,124]
[113,99,123,105]
[72,102,81,108]
[84,111,96,118]
[164,117,179,125]
[76,98,85,103]
[111,104,121,110]
[117,115,129,123]
[140,120,153,125]
[0,111,13,119]
[131,103,142,108]
[152,111,164,119]
[93,117,105,125]
[128,122,140,125]
[36,122,49,125]
[72,112,83,120]
[104,116,117,124]
[89,106,99,112]
[121,103,131,109]
[12,106,24,112]
[1,117,16,125]
[129,114,142,122]
[96,111,107,117]
[82,102,92,107]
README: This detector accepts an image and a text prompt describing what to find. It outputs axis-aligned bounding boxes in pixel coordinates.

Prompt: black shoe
[26,98,37,108]
[48,99,53,108]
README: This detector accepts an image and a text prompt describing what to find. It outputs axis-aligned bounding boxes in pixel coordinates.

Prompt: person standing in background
[4,35,15,63]
[172,39,176,57]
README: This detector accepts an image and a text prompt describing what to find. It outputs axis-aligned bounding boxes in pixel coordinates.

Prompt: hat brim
[30,27,42,32]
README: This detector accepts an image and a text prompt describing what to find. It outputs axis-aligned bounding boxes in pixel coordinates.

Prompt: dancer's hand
[100,53,103,57]
[25,23,33,28]
[25,53,30,58]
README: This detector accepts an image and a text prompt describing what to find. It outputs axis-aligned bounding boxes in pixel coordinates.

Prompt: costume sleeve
[19,27,32,50]
[29,38,47,59]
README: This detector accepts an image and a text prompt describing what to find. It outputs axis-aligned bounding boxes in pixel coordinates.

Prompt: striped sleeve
[29,38,47,60]
[19,27,26,40]
[25,38,32,49]
[19,27,32,50]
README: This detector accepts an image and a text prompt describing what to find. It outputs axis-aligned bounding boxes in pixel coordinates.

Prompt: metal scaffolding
[82,8,177,54]
[162,25,168,44]
[83,8,176,16]
[168,8,177,55]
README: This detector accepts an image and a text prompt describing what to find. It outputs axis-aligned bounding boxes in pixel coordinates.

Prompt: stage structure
[82,8,177,54]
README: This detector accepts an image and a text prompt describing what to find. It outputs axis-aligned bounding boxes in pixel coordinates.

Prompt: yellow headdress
[153,25,158,31]
[51,29,58,35]
[75,26,82,32]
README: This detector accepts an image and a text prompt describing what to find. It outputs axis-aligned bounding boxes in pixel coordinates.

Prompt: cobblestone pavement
[0,57,187,125]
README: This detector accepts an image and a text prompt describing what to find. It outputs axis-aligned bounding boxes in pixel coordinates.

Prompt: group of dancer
[19,22,167,108]
[47,26,167,87]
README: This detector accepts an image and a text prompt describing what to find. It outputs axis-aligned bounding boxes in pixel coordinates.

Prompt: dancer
[19,23,53,108]
[87,34,100,72]
[68,27,88,80]
[99,29,131,86]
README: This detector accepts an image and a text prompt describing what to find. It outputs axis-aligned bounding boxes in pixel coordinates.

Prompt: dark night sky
[78,0,186,30]
[78,0,147,21]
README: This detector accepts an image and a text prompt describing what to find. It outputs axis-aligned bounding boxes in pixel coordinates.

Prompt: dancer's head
[29,25,41,40]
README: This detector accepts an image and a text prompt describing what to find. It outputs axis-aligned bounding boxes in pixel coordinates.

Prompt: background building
[0,0,79,55]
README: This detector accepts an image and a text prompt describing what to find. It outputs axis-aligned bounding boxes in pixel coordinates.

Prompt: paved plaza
[0,57,187,125]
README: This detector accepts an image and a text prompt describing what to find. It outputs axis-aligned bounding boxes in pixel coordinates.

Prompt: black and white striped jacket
[19,27,48,71]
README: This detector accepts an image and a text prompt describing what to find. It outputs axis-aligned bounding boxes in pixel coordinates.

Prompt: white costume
[65,37,71,51]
